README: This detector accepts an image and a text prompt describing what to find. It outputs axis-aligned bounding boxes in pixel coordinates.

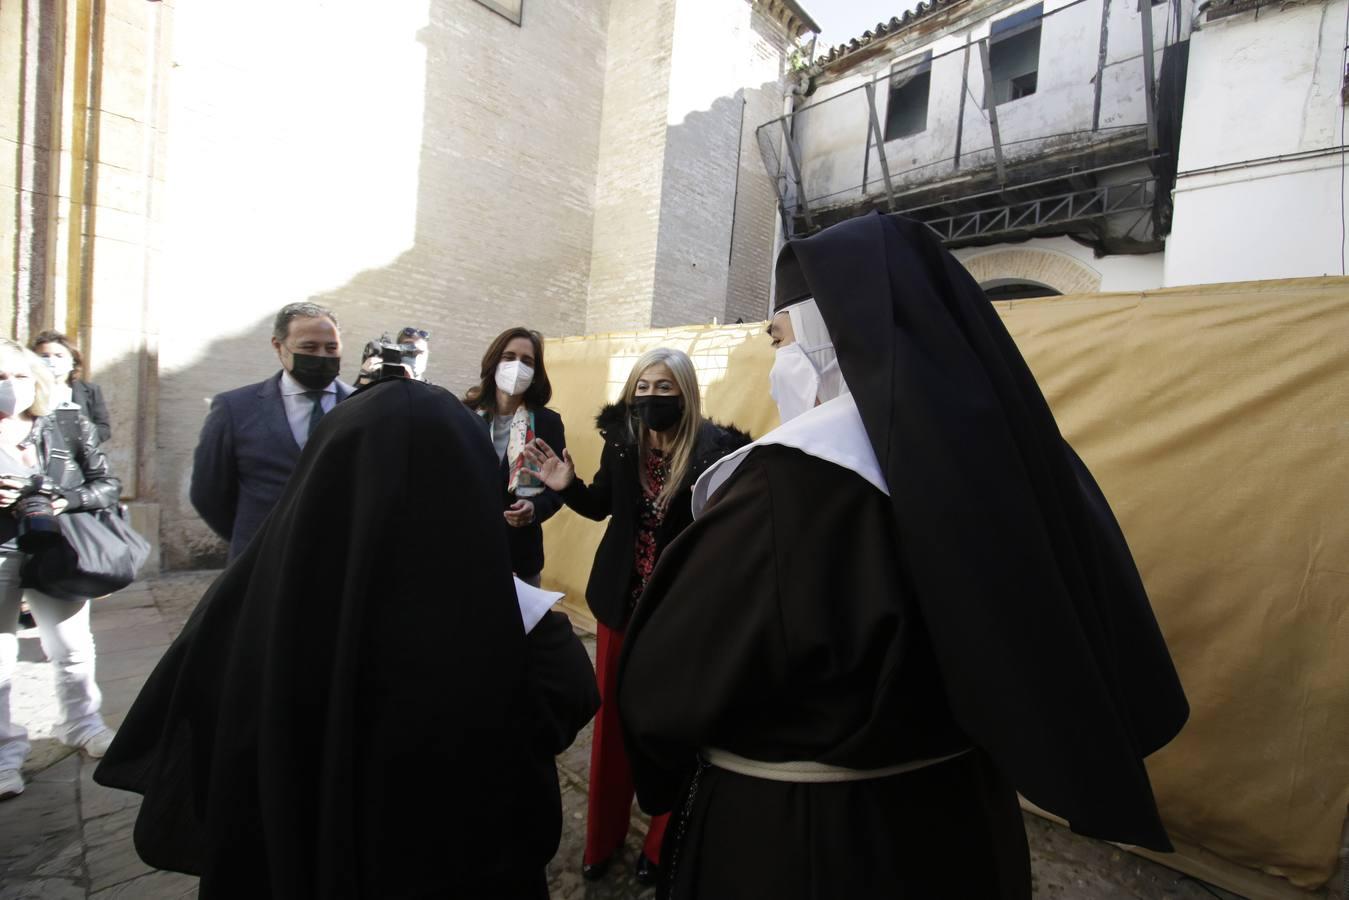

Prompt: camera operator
[355,327,430,388]
[0,338,121,801]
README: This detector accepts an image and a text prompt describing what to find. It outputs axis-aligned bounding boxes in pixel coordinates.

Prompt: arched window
[981,279,1062,302]
[960,249,1102,296]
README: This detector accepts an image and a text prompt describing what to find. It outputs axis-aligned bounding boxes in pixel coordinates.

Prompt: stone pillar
[2,0,67,342]
[1,0,173,573]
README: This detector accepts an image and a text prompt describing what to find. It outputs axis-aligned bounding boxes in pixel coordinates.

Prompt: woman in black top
[526,347,750,886]
[0,338,122,802]
[31,330,112,444]
[463,328,566,587]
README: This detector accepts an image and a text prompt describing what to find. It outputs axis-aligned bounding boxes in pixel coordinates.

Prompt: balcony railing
[757,0,1185,243]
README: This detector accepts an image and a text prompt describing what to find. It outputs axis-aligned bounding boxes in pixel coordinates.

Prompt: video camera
[356,333,420,386]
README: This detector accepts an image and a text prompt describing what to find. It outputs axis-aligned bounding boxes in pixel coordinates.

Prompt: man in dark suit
[191,302,353,560]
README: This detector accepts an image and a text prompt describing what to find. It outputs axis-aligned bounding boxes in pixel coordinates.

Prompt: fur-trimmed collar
[594,401,752,459]
[595,401,633,438]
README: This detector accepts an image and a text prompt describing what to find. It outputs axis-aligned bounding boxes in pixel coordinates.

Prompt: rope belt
[702,747,972,784]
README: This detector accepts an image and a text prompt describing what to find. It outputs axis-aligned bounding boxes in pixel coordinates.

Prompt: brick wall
[154,0,610,567]
[724,4,794,325]
[650,0,793,328]
[583,0,677,334]
[584,0,795,332]
[7,0,802,568]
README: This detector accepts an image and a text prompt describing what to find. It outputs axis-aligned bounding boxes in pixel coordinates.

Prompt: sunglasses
[400,327,431,340]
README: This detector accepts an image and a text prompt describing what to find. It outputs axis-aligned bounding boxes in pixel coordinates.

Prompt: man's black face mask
[289,353,341,390]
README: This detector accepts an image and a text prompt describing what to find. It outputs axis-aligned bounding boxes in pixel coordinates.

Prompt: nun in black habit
[617,212,1189,899]
[94,377,599,899]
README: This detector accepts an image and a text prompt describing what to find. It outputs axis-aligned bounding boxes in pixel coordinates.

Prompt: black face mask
[289,353,341,390]
[634,395,683,433]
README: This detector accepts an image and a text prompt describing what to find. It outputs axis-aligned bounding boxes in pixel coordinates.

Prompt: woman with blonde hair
[0,338,122,802]
[527,347,750,886]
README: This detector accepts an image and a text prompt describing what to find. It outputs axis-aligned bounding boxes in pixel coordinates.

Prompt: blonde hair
[620,348,703,509]
[0,338,54,417]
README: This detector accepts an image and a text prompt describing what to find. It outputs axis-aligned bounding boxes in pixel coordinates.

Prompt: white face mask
[495,360,535,397]
[41,356,73,380]
[411,353,428,380]
[0,378,36,419]
[768,343,820,424]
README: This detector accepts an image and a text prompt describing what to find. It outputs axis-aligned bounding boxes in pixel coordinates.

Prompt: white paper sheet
[513,577,564,634]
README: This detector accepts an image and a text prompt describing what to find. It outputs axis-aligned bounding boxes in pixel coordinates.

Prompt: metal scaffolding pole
[1091,0,1111,131]
[863,81,898,211]
[954,40,970,168]
[779,115,815,228]
[977,39,1008,185]
[1139,0,1158,150]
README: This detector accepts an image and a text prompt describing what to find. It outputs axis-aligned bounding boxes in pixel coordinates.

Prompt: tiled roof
[816,0,966,67]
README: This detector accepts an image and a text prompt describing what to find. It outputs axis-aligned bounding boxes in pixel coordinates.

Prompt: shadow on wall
[149,2,790,570]
[153,0,607,570]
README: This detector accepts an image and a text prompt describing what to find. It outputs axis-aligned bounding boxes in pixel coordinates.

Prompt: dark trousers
[584,622,670,865]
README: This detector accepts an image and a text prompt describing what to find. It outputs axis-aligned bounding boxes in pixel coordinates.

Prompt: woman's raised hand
[523,438,575,491]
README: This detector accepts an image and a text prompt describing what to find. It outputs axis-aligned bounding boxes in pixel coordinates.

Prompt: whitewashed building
[761,0,1349,299]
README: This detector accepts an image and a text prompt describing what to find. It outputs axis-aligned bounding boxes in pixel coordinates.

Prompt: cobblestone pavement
[1,571,1242,900]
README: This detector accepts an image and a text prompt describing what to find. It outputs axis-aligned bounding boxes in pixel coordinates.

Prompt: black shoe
[635,854,660,887]
[581,856,612,881]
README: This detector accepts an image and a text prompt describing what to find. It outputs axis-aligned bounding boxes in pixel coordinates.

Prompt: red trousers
[584,623,670,865]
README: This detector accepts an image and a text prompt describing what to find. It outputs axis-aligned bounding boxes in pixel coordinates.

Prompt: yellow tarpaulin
[537,277,1349,890]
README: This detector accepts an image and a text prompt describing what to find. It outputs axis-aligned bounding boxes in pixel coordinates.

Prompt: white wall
[1166,159,1347,285]
[1165,0,1349,285]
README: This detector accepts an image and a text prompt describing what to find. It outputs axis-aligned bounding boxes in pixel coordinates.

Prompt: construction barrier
[539,276,1349,895]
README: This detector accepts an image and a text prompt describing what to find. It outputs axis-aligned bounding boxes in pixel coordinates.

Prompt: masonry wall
[651,0,793,327]
[723,2,795,325]
[584,0,678,333]
[154,0,611,568]
[5,0,801,571]
[0,0,171,568]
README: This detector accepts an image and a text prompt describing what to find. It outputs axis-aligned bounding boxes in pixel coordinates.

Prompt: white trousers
[0,549,105,770]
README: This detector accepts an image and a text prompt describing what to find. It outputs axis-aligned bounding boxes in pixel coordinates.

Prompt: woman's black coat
[558,402,750,630]
[71,380,112,444]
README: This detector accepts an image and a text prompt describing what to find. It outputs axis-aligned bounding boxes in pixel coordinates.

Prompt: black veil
[776,212,1188,851]
[95,379,535,896]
